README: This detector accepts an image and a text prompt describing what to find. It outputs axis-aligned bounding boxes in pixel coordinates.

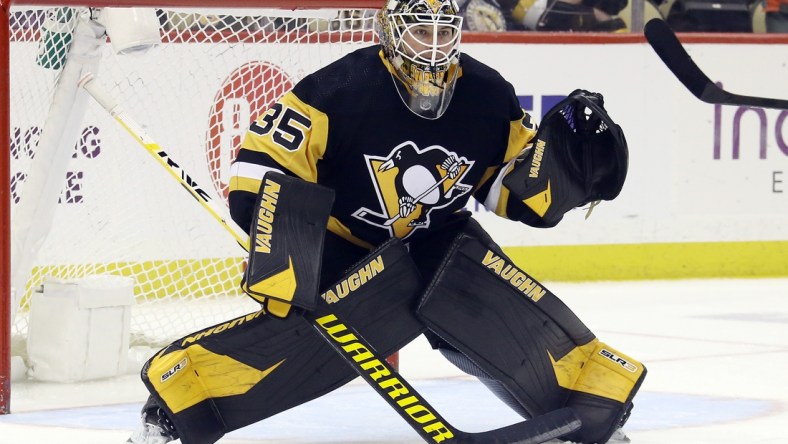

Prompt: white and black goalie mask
[378,0,463,120]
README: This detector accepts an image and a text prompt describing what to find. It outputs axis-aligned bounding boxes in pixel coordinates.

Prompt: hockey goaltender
[127,1,646,443]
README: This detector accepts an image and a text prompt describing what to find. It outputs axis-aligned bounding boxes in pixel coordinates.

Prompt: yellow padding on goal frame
[504,240,788,281]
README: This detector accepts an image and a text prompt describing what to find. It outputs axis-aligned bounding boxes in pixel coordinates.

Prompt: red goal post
[1,0,381,414]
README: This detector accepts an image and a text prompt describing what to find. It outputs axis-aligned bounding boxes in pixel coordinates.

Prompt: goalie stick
[644,18,788,110]
[78,73,581,444]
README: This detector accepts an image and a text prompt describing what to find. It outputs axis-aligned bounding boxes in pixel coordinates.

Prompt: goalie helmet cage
[0,0,380,414]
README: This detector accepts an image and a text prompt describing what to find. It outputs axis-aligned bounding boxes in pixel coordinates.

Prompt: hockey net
[2,0,379,396]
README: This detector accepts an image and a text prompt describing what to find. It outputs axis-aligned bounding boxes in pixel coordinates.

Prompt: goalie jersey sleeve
[229,45,548,247]
[471,108,546,226]
[229,90,329,236]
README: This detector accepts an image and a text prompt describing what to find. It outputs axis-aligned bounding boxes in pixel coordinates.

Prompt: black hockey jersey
[229,45,538,249]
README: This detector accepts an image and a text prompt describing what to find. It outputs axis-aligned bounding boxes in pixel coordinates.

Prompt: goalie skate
[608,427,632,443]
[126,400,179,444]
[544,427,631,444]
[126,423,177,444]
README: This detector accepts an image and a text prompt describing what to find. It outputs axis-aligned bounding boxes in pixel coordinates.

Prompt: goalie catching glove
[503,89,628,227]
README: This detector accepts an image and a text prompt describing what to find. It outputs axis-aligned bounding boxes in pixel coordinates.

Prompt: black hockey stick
[80,73,581,443]
[644,18,788,110]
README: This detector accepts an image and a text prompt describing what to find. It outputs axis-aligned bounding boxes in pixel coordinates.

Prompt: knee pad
[418,234,646,443]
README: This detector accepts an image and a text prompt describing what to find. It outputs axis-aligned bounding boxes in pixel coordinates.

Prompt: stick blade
[462,407,581,444]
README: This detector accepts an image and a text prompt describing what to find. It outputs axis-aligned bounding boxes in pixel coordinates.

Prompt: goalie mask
[376,0,463,120]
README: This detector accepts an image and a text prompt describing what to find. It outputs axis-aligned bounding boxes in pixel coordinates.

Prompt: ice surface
[2,278,786,444]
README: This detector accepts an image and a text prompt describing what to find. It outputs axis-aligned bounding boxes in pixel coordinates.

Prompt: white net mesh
[8,6,377,355]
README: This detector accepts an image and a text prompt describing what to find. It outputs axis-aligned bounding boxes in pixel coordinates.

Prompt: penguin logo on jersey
[352,141,473,239]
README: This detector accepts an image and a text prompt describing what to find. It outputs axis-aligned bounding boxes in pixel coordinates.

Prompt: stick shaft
[79,73,250,250]
[644,19,788,110]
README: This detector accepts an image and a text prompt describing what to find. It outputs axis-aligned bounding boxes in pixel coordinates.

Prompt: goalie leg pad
[562,341,647,443]
[241,172,335,313]
[143,238,425,444]
[417,234,646,444]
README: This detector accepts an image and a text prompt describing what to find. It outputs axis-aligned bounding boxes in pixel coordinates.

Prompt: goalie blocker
[503,89,628,227]
[241,172,335,317]
[418,235,646,444]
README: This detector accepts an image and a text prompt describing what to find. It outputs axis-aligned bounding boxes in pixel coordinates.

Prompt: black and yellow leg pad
[142,238,425,444]
[561,340,646,443]
[241,172,335,315]
[418,234,646,444]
